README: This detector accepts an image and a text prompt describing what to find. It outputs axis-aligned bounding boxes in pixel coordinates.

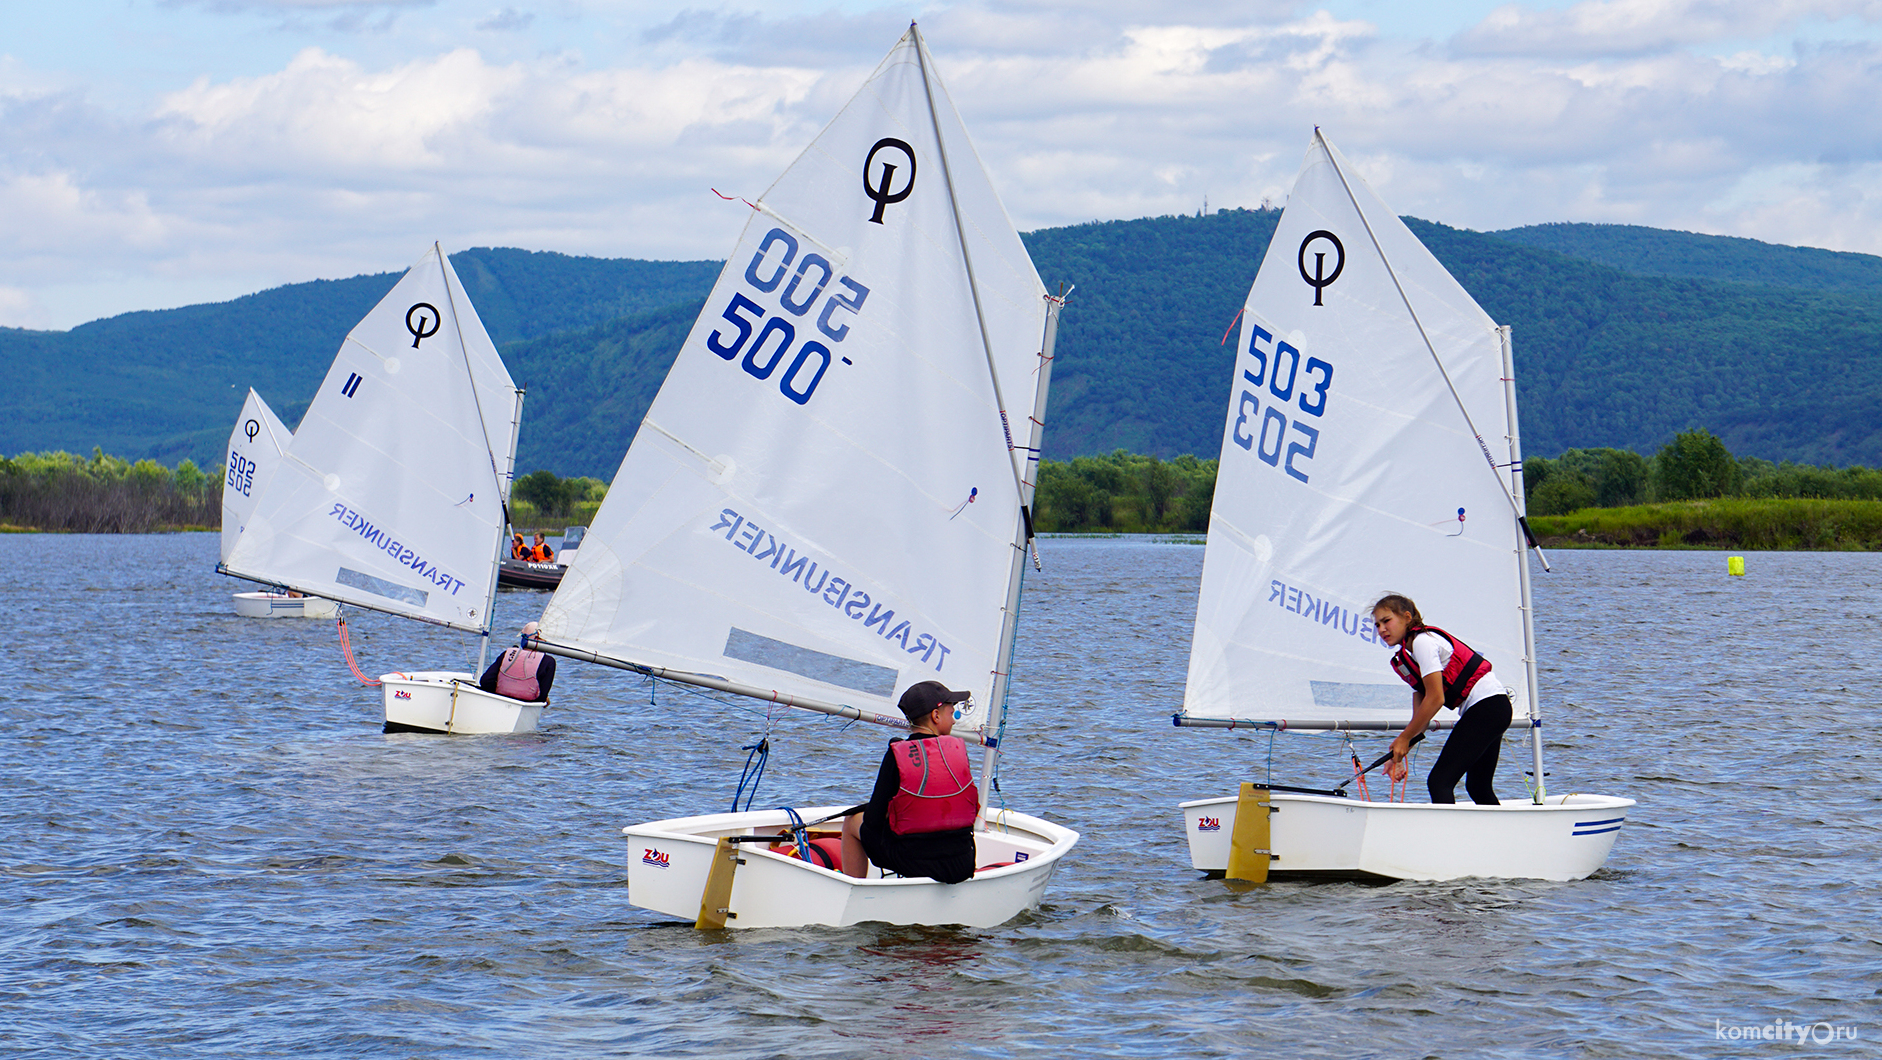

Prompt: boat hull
[231,592,339,619]
[379,671,544,735]
[496,558,564,590]
[625,806,1078,928]
[1179,790,1634,882]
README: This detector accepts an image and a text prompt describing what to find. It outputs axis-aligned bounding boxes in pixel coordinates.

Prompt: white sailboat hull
[231,592,339,619]
[379,671,544,735]
[1179,791,1634,882]
[624,806,1079,928]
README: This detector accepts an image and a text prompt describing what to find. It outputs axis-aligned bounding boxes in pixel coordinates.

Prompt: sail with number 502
[533,24,1078,928]
[1174,130,1632,883]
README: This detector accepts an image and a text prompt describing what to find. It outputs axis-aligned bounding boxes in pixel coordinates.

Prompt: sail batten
[541,26,1048,732]
[1182,131,1527,729]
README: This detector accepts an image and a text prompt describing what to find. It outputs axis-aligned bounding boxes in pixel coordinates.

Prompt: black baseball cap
[897,680,970,721]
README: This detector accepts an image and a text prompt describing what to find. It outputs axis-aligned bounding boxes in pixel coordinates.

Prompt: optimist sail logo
[1197,817,1222,832]
[641,848,671,868]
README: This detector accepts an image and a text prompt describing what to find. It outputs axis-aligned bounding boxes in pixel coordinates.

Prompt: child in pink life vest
[1371,594,1512,804]
[478,621,556,702]
[839,680,981,883]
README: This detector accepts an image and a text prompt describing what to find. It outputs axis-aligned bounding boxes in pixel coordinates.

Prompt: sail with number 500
[533,24,1078,929]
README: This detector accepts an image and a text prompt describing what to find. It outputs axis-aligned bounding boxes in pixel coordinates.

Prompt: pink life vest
[494,646,545,701]
[886,735,980,835]
[1390,625,1491,710]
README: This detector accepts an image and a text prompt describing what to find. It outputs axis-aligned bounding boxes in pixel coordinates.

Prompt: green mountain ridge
[9,216,1882,478]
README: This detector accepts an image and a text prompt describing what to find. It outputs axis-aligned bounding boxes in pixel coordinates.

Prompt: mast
[475,384,525,674]
[1500,326,1545,804]
[911,24,1032,508]
[977,293,1066,814]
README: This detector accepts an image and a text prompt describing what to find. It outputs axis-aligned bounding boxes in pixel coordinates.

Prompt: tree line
[1,449,219,532]
[1525,428,1882,514]
[8,433,1877,537]
[1033,451,1216,533]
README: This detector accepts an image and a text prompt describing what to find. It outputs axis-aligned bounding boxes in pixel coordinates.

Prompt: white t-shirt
[1409,630,1506,713]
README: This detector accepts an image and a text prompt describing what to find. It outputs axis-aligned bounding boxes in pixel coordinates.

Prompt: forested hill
[1491,222,1882,294]
[8,214,1882,477]
[0,249,722,470]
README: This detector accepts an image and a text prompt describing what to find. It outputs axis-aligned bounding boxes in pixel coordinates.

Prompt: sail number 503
[1231,324,1331,483]
[705,227,870,406]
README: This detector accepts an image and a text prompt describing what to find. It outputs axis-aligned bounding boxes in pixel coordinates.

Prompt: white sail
[1181,130,1526,730]
[220,388,292,564]
[539,26,1050,731]
[222,245,520,634]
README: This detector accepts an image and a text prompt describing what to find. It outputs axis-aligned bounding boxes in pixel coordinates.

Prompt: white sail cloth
[540,27,1049,729]
[1182,131,1527,729]
[220,388,292,563]
[222,245,519,633]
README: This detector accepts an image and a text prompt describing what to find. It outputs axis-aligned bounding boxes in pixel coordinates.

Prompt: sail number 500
[1230,324,1332,483]
[705,227,870,406]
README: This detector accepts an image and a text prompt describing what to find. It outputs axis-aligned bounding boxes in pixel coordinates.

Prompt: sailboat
[1174,130,1633,882]
[219,245,540,735]
[222,388,337,619]
[529,24,1078,928]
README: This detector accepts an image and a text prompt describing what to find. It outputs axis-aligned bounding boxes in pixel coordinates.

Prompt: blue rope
[732,737,769,812]
[778,805,809,860]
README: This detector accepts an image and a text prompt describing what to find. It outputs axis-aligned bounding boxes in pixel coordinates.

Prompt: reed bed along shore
[1529,498,1882,550]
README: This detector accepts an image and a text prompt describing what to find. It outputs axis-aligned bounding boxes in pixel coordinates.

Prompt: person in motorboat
[1372,594,1513,804]
[838,680,981,883]
[510,533,528,560]
[478,621,556,702]
[529,532,555,563]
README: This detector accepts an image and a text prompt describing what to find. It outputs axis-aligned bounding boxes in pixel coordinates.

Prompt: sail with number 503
[1174,130,1632,884]
[1180,132,1530,733]
[536,24,1078,929]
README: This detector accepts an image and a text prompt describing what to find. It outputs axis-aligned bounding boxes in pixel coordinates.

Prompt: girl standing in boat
[1371,594,1513,804]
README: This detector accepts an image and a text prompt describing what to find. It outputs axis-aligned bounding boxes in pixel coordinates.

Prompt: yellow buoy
[1728,556,1746,576]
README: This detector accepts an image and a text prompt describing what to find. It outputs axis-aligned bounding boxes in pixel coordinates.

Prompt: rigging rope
[732,737,770,813]
[336,615,382,687]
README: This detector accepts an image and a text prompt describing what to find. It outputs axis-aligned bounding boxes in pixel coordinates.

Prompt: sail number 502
[1231,324,1331,483]
[706,227,870,406]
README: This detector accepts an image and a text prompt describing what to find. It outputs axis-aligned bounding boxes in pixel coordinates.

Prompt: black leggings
[1426,694,1512,805]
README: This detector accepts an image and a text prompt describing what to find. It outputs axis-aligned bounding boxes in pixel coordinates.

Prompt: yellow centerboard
[1225,783,1273,883]
[695,838,741,929]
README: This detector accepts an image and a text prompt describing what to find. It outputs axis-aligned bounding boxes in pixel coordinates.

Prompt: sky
[5,0,1882,330]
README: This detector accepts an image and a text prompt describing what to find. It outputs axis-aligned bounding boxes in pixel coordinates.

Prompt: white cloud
[7,0,1882,328]
[1455,0,1882,56]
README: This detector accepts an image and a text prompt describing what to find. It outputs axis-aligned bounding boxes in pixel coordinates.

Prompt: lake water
[4,534,1877,1058]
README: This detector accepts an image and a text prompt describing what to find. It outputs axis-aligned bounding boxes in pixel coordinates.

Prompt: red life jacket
[1390,625,1491,709]
[494,646,545,701]
[886,735,980,835]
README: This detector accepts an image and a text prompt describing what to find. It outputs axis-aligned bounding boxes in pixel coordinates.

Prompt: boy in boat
[529,532,555,562]
[838,681,981,883]
[1371,594,1512,804]
[478,621,556,702]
